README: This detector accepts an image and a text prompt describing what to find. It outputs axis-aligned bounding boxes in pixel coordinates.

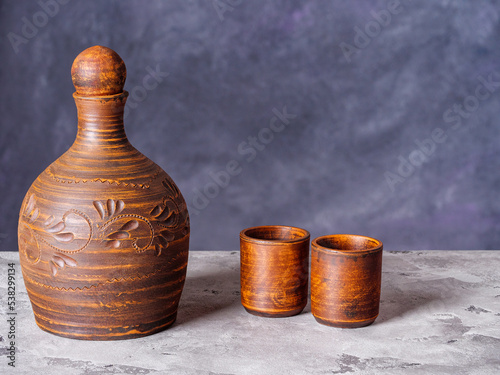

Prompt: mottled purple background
[1,0,499,251]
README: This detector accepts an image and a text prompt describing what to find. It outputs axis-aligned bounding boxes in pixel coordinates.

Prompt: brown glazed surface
[311,234,382,328]
[240,226,310,317]
[18,46,189,340]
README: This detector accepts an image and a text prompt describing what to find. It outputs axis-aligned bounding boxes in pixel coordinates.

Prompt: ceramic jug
[18,46,189,340]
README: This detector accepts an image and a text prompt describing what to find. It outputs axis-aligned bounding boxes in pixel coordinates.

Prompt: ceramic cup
[240,225,310,317]
[311,234,383,328]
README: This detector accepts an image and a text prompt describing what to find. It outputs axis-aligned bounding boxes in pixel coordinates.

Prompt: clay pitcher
[18,46,190,340]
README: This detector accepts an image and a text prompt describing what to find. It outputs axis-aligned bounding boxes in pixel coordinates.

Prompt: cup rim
[240,225,310,245]
[312,234,382,255]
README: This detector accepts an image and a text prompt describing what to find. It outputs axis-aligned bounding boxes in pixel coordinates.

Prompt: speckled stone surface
[1,251,499,374]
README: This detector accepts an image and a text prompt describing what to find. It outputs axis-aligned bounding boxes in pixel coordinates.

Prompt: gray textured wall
[1,0,499,251]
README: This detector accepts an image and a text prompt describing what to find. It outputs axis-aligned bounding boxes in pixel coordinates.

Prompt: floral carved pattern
[149,179,189,256]
[19,194,90,274]
[18,194,41,264]
[94,179,189,257]
[93,199,154,252]
[19,178,189,277]
[50,252,77,277]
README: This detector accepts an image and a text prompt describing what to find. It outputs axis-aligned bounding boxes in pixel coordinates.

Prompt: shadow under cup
[240,226,310,317]
[311,234,383,328]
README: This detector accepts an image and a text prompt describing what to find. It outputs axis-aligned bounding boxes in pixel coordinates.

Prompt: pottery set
[18,46,381,340]
[240,227,383,328]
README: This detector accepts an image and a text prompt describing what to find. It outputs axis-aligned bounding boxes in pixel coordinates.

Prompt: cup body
[240,225,310,317]
[311,234,383,328]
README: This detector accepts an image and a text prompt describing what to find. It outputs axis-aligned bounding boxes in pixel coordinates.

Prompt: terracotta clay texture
[311,234,382,328]
[18,46,190,340]
[240,226,310,317]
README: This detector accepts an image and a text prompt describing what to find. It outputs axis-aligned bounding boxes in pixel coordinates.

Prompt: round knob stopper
[71,45,126,96]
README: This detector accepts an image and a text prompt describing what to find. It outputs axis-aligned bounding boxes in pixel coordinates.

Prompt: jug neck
[73,92,130,148]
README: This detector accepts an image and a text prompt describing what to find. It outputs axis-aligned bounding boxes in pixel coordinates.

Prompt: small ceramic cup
[240,225,310,317]
[311,234,383,328]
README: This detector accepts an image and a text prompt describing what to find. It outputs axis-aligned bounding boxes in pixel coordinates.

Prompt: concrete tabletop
[1,251,499,374]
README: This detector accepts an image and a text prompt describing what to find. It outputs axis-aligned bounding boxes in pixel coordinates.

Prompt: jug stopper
[71,45,126,96]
